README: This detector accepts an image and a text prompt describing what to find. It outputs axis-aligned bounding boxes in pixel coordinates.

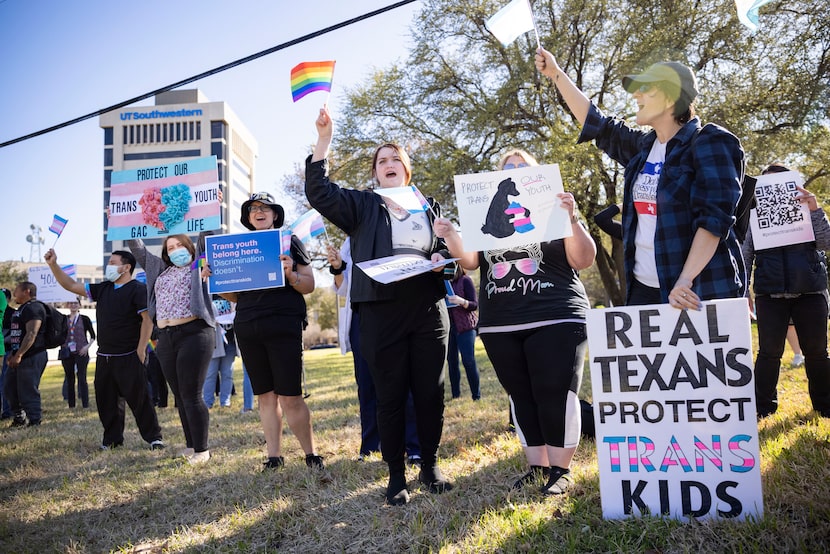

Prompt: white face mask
[105,265,123,282]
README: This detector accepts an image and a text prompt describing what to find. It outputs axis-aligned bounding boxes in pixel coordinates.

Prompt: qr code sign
[268,272,277,281]
[755,181,803,229]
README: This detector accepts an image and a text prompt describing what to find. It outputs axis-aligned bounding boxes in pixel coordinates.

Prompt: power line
[0,0,418,149]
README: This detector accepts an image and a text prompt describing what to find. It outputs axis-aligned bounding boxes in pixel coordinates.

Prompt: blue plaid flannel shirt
[578,103,747,303]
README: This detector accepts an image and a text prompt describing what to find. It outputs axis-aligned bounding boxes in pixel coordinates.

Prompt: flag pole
[527,0,541,50]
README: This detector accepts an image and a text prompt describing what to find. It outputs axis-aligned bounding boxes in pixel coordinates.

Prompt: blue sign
[205,229,285,294]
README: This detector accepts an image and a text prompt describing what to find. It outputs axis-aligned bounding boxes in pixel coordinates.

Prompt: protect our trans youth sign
[453,164,570,252]
[107,156,220,240]
[205,230,284,294]
[585,298,763,521]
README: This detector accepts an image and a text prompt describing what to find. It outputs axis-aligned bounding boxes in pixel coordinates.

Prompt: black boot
[386,469,410,506]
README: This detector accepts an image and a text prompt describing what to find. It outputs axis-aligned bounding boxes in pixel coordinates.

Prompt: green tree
[0,261,27,291]
[317,0,828,305]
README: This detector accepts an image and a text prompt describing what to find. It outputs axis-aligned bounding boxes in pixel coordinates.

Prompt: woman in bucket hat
[536,48,747,308]
[213,192,324,470]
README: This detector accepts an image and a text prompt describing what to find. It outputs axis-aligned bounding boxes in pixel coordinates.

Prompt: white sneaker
[188,450,210,464]
[792,353,805,368]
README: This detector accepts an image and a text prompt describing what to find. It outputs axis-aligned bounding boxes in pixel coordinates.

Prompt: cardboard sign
[585,298,763,521]
[453,164,571,251]
[29,265,78,303]
[749,170,814,250]
[108,156,220,240]
[356,255,456,285]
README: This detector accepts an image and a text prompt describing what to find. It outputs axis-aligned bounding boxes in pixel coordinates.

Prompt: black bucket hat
[241,192,285,230]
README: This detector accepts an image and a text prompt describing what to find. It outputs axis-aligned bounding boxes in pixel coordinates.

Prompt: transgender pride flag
[49,214,68,236]
[290,61,336,102]
[288,208,326,246]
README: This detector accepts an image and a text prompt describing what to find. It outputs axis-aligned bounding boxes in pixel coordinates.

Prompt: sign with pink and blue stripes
[107,156,220,240]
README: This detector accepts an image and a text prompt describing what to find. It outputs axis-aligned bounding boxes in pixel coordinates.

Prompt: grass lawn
[0,333,828,553]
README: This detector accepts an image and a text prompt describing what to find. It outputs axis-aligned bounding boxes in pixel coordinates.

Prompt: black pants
[358,298,448,473]
[62,353,90,408]
[481,323,587,448]
[146,350,168,407]
[755,294,830,416]
[95,353,162,447]
[156,320,213,452]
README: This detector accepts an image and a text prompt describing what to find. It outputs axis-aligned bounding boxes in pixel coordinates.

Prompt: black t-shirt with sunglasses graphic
[476,239,589,331]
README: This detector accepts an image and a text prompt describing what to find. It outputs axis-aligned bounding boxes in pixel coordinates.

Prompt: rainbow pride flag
[290,60,336,102]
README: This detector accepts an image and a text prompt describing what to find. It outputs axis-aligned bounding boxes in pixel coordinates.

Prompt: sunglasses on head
[249,192,274,203]
[503,162,529,170]
[491,258,539,279]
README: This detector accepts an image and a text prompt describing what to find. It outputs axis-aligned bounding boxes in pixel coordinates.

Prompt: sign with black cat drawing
[452,164,570,251]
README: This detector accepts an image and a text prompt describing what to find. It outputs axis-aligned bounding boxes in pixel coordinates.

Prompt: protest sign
[453,164,570,251]
[205,230,284,294]
[29,265,77,303]
[356,255,456,285]
[585,298,763,521]
[749,170,814,250]
[108,156,220,240]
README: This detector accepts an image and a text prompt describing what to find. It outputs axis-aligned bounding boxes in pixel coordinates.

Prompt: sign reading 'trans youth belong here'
[205,230,284,294]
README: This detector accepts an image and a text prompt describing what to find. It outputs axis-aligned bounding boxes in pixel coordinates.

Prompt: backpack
[690,124,756,243]
[36,301,69,349]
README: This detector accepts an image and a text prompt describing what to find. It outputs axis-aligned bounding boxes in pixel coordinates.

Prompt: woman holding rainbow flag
[305,106,454,506]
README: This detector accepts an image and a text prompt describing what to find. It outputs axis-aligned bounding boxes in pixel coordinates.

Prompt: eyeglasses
[503,162,529,169]
[491,258,539,279]
[248,204,273,214]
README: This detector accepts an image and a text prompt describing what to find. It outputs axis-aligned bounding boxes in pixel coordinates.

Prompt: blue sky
[0,0,418,266]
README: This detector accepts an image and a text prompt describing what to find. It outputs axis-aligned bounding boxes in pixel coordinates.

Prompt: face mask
[169,248,192,267]
[105,265,122,282]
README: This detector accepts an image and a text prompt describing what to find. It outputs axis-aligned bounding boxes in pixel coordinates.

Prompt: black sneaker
[541,466,572,495]
[10,416,27,428]
[406,454,422,467]
[150,440,166,450]
[512,466,550,490]
[263,456,284,469]
[419,465,453,493]
[305,454,324,469]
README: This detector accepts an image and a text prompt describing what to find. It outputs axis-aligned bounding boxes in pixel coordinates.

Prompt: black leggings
[156,319,214,452]
[481,323,587,448]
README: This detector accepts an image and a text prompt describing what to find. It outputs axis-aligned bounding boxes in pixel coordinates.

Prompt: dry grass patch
[1,336,829,552]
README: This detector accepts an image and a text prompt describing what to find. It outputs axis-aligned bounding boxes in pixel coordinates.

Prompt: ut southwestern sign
[120,109,204,121]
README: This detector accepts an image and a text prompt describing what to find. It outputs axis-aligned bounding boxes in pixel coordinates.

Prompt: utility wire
[0,0,417,149]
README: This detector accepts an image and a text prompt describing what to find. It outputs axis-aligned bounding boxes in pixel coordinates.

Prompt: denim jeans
[241,363,254,411]
[755,294,830,416]
[4,350,48,423]
[447,327,480,400]
[203,341,236,407]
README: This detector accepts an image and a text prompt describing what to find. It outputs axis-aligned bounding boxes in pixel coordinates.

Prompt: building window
[189,121,194,141]
[143,125,149,143]
[211,142,224,160]
[103,127,113,146]
[163,124,168,142]
[129,126,135,144]
[123,127,128,145]
[211,121,225,139]
[196,121,201,140]
[104,169,112,187]
[176,122,181,141]
[104,148,113,167]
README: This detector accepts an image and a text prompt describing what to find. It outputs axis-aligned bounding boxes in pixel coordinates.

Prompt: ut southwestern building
[99,89,258,264]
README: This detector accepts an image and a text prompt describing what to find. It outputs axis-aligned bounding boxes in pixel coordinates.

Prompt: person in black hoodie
[306,106,453,506]
[742,163,830,418]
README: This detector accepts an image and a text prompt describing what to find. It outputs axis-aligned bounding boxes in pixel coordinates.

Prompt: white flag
[735,0,774,31]
[485,0,535,46]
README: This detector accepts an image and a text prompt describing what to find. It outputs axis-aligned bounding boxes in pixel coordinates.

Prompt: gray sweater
[127,239,216,328]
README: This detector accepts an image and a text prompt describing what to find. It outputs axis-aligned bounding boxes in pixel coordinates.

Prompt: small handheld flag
[288,208,326,246]
[485,0,539,48]
[735,0,774,31]
[374,185,437,218]
[49,214,68,236]
[290,61,336,102]
[48,214,68,247]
